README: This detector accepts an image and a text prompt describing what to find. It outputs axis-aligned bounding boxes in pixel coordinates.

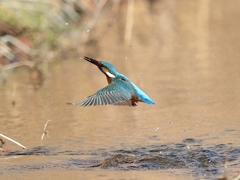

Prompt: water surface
[1,0,240,179]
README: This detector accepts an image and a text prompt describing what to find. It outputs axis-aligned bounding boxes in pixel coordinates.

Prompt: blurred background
[0,0,240,179]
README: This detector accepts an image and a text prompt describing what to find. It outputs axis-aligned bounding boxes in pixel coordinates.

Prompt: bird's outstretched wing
[69,79,134,106]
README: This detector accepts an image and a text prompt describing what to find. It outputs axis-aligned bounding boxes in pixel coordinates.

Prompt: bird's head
[84,57,118,78]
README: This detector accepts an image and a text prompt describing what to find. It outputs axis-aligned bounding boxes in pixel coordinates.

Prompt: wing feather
[82,98,91,106]
[88,97,95,106]
[70,78,134,106]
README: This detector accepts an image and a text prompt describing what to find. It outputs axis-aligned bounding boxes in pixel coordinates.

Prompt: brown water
[1,0,240,179]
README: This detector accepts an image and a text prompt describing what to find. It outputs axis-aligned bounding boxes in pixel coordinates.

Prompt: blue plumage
[69,57,155,107]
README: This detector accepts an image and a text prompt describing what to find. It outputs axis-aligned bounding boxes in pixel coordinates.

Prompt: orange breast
[106,76,112,84]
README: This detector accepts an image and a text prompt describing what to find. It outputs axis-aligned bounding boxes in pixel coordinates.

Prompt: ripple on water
[1,138,240,177]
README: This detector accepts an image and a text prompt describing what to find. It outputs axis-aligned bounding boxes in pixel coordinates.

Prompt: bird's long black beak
[84,56,101,68]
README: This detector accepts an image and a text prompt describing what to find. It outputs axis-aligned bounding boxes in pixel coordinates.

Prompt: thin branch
[79,0,108,53]
[0,35,31,53]
[124,0,134,47]
[41,120,52,146]
[0,61,35,72]
[108,0,121,27]
[0,133,26,149]
[44,120,52,132]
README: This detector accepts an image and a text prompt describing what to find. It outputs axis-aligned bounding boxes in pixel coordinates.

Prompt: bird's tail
[141,97,155,104]
[130,82,155,104]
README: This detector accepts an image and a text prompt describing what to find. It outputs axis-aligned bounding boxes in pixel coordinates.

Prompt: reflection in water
[1,0,240,179]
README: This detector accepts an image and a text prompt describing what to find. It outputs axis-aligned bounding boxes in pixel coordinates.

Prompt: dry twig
[78,0,107,53]
[124,0,134,47]
[0,133,26,149]
[41,120,52,146]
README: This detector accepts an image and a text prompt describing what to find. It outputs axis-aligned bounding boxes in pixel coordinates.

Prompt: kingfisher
[68,56,155,107]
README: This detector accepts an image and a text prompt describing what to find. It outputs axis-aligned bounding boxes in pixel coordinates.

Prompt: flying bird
[68,57,155,107]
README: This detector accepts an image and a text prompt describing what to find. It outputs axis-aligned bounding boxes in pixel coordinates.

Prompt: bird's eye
[121,78,126,81]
